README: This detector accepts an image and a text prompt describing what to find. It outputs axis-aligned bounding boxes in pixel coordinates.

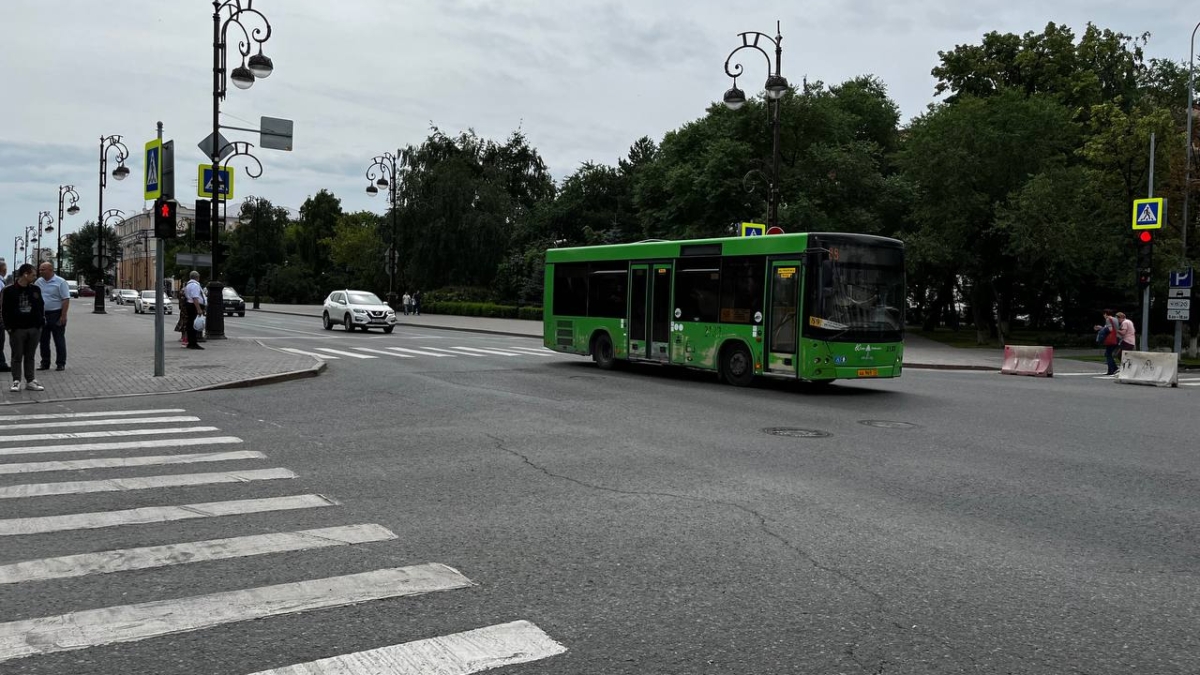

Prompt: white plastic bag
[193,314,206,332]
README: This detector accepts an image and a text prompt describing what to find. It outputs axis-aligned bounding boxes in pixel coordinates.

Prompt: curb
[191,360,327,392]
[903,363,997,372]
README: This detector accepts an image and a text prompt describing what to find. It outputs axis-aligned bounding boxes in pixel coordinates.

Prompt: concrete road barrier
[1001,345,1054,377]
[1116,351,1179,387]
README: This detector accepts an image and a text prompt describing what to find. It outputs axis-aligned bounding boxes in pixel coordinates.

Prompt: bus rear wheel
[721,343,755,387]
[592,333,616,370]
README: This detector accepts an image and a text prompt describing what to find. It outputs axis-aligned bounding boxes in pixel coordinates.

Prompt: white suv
[322,290,397,333]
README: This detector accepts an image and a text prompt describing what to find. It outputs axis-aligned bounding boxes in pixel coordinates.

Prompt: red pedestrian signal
[160,202,172,218]
[153,198,177,239]
[1138,230,1153,243]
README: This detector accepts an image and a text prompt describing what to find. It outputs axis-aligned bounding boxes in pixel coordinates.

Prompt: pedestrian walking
[3,264,45,392]
[174,288,189,346]
[0,261,9,374]
[1093,309,1121,375]
[182,271,207,350]
[35,262,70,371]
[1116,312,1137,358]
[402,291,412,316]
[413,290,422,316]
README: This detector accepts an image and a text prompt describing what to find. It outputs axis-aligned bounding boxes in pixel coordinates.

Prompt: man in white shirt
[35,262,70,371]
[183,271,207,350]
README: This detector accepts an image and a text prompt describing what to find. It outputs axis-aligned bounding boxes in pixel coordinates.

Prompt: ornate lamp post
[209,0,275,339]
[12,238,23,274]
[365,151,402,308]
[95,135,130,314]
[57,185,81,268]
[35,212,55,266]
[23,225,37,267]
[722,21,790,231]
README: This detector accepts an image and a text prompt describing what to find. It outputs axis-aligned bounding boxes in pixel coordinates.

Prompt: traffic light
[194,200,211,240]
[213,241,230,270]
[1136,230,1153,290]
[153,198,177,239]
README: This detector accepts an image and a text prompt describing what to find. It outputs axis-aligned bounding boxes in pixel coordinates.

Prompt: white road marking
[1181,381,1200,387]
[0,494,338,536]
[0,523,396,585]
[0,409,185,422]
[0,468,296,500]
[388,346,455,357]
[502,346,558,356]
[423,347,483,357]
[353,347,414,358]
[0,450,267,475]
[313,347,377,359]
[247,620,566,675]
[0,426,219,443]
[0,436,242,458]
[0,564,475,663]
[0,415,200,432]
[450,346,523,357]
[280,347,339,360]
[1053,372,1106,377]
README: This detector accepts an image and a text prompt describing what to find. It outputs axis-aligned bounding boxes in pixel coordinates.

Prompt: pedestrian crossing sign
[1132,197,1164,230]
[740,222,766,237]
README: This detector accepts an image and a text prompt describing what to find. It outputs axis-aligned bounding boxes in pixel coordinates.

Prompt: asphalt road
[1,311,1197,674]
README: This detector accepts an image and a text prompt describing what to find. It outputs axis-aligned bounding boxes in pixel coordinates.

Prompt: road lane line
[0,416,200,432]
[353,348,414,358]
[0,524,396,585]
[0,564,475,663]
[0,494,338,537]
[313,347,378,359]
[279,347,339,360]
[0,468,296,500]
[0,426,219,444]
[0,450,267,475]
[0,436,242,458]
[0,409,186,422]
[500,346,558,356]
[247,620,566,675]
[388,347,455,357]
[450,346,523,357]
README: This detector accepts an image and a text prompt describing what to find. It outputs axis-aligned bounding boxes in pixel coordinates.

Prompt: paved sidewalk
[254,303,1103,373]
[1,308,322,406]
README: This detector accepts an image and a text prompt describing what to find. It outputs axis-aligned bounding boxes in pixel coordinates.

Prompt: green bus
[543,232,905,386]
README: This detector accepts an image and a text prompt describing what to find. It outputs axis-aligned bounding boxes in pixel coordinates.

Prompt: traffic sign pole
[1143,133,1155,352]
[154,122,165,378]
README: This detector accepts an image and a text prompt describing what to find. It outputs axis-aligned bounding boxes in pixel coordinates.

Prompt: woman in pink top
[1116,312,1136,354]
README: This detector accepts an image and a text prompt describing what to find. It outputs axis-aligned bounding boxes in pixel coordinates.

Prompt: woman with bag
[1093,309,1121,376]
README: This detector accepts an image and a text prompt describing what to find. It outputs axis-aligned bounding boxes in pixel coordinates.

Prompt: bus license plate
[857,369,879,377]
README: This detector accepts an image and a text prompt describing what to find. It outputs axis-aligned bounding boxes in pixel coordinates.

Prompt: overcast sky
[2,0,1196,265]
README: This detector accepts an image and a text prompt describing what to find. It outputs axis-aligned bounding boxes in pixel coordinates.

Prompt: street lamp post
[722,21,790,232]
[12,238,23,274]
[57,185,81,269]
[35,213,54,266]
[23,225,37,267]
[209,0,274,339]
[365,151,402,309]
[96,135,130,314]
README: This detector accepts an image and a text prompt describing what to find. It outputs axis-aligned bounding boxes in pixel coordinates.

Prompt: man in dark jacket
[2,264,46,392]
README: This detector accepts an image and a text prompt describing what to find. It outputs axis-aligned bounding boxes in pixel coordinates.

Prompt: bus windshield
[804,238,905,343]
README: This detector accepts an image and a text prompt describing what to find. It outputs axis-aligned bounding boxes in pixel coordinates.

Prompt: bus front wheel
[721,343,755,387]
[592,333,616,370]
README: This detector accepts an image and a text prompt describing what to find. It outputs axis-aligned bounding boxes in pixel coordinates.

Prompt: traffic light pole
[1144,133,1155,352]
[155,122,165,377]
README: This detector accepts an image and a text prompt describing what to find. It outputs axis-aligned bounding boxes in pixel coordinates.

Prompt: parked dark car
[223,287,246,317]
[79,286,96,297]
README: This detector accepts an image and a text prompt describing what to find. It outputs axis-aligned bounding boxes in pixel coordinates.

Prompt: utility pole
[1143,133,1155,352]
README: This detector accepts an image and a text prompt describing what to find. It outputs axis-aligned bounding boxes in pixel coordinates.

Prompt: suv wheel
[322,313,333,330]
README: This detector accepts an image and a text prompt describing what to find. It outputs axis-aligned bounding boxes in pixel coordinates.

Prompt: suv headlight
[352,308,367,314]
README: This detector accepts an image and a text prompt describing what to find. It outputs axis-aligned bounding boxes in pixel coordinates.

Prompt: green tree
[225,197,290,294]
[295,189,343,281]
[65,222,120,286]
[325,211,386,293]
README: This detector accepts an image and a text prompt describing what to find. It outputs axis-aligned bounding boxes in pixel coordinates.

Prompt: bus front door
[765,261,801,375]
[649,263,673,362]
[627,265,649,359]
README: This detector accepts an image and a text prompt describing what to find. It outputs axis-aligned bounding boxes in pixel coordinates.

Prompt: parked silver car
[134,290,172,314]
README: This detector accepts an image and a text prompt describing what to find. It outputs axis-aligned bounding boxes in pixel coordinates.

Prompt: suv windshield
[803,237,905,343]
[348,292,383,305]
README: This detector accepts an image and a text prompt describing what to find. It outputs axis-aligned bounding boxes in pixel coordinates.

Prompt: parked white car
[66,280,79,298]
[116,289,139,305]
[322,290,397,333]
[134,290,172,314]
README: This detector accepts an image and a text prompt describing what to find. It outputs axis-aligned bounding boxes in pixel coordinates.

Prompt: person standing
[35,262,70,371]
[183,271,206,350]
[1116,312,1137,358]
[1093,309,1121,376]
[402,291,411,316]
[413,290,422,316]
[0,261,9,374]
[4,264,45,392]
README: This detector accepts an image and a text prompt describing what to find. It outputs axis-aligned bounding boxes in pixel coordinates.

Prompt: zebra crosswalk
[0,407,565,672]
[277,343,560,361]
